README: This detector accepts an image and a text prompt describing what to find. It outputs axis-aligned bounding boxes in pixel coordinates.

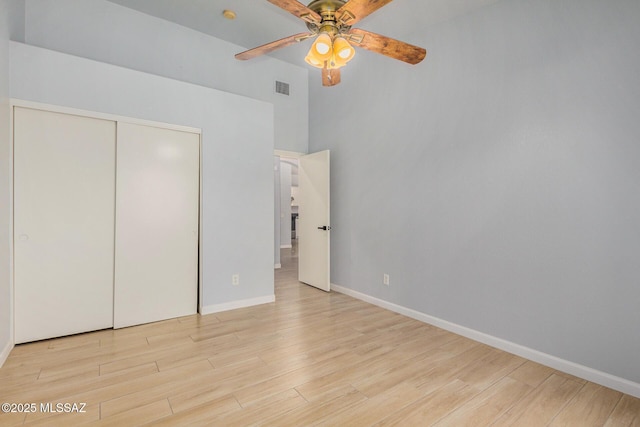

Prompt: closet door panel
[13,107,116,343]
[114,122,199,328]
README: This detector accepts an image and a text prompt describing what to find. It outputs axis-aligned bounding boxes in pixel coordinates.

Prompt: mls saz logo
[40,402,87,413]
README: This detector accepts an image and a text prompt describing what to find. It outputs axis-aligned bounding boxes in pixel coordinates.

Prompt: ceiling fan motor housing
[307,0,347,14]
[306,0,352,36]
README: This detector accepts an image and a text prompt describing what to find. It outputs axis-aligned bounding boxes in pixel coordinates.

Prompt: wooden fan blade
[348,28,426,65]
[267,0,321,24]
[236,32,314,60]
[336,0,393,26]
[322,67,341,86]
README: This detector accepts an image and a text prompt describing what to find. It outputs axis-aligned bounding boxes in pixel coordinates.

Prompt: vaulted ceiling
[107,0,502,66]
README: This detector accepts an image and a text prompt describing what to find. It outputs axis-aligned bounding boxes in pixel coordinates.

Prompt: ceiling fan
[235,0,427,86]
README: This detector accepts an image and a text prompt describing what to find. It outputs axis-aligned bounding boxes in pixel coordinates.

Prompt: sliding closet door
[114,122,199,328]
[13,107,116,343]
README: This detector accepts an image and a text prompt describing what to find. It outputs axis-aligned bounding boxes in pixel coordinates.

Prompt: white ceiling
[106,0,502,66]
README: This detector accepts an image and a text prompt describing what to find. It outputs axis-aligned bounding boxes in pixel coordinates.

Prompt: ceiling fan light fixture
[235,0,426,87]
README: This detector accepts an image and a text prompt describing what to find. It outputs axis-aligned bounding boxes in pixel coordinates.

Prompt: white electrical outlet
[232,274,240,286]
[383,274,390,286]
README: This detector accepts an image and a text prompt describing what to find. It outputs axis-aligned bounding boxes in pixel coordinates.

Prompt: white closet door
[114,122,199,328]
[14,107,116,344]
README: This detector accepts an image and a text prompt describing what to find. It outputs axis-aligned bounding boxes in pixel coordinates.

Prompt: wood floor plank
[376,379,480,426]
[187,322,239,343]
[37,363,99,382]
[604,395,640,427]
[155,333,240,371]
[508,360,555,388]
[550,382,622,427]
[317,382,425,426]
[491,373,583,426]
[98,335,150,352]
[99,360,214,417]
[352,353,437,398]
[150,394,240,426]
[215,389,308,426]
[0,370,40,390]
[97,340,196,375]
[0,412,26,427]
[167,357,266,413]
[454,348,526,391]
[233,350,365,406]
[95,399,172,426]
[263,387,367,427]
[409,342,495,394]
[432,376,532,426]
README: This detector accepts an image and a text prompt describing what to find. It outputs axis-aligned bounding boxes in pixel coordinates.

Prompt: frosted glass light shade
[333,37,355,63]
[305,47,324,68]
[312,33,333,61]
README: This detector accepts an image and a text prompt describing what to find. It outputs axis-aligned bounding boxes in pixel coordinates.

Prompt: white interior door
[114,122,199,328]
[298,150,330,292]
[13,107,116,343]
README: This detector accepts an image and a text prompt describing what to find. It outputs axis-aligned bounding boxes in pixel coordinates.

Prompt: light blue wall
[310,0,640,384]
[0,0,12,361]
[22,0,308,153]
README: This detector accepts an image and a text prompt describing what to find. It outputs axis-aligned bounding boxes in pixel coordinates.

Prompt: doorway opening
[274,154,300,270]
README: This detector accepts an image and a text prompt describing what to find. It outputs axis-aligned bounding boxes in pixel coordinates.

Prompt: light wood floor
[1,246,639,426]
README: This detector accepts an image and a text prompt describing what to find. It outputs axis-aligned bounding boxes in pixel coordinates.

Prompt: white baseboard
[331,284,640,399]
[201,295,275,315]
[274,263,282,269]
[280,244,292,249]
[0,339,14,368]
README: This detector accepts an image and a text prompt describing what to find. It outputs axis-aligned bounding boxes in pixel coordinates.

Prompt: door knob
[317,226,332,231]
